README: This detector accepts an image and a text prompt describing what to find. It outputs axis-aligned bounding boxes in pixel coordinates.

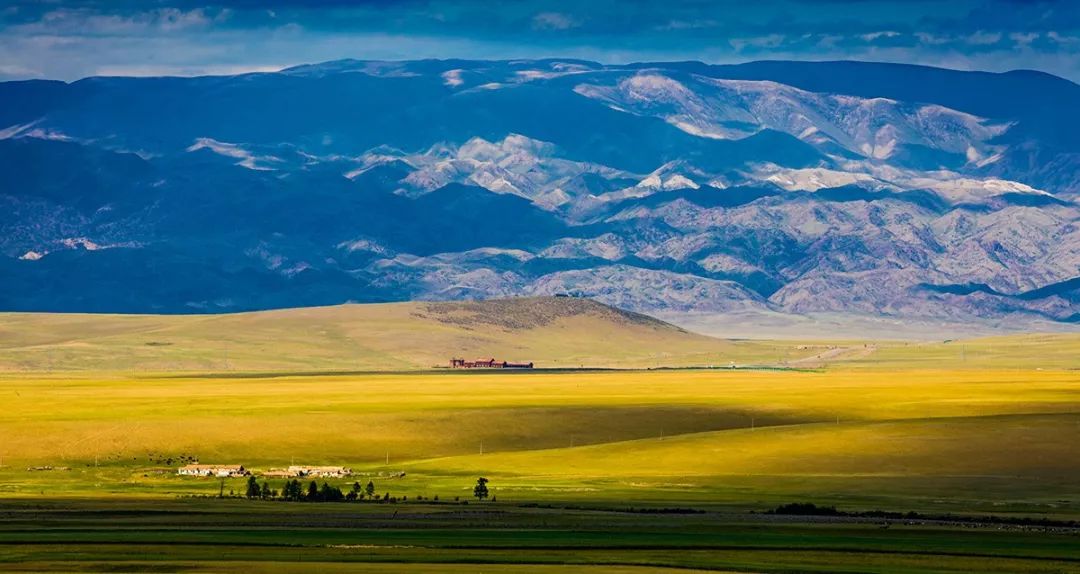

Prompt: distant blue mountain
[0,59,1077,322]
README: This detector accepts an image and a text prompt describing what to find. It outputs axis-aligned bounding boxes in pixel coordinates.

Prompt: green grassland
[0,298,1078,571]
[1,498,1079,574]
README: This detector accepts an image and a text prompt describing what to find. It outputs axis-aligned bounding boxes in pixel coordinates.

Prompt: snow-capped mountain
[0,59,1077,325]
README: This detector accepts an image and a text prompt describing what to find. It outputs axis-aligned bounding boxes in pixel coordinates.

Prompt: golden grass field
[0,297,810,372]
[0,297,1077,517]
[0,366,1078,514]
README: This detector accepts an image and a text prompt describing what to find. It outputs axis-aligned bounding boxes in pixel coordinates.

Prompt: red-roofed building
[450,358,533,369]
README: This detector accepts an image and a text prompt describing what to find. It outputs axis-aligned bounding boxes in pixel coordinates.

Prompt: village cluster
[176,462,494,504]
[178,464,351,478]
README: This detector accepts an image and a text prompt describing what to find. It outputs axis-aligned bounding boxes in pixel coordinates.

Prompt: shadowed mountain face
[0,59,1077,322]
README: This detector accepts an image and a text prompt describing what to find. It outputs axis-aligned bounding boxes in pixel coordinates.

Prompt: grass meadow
[1,366,1078,514]
[0,302,1077,571]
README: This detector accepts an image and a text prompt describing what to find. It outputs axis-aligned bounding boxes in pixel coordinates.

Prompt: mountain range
[1,58,1078,327]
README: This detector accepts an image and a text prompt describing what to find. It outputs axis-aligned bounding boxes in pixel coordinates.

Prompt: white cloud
[29,7,221,35]
[729,34,786,52]
[0,63,42,79]
[657,19,718,31]
[93,64,283,77]
[532,12,581,31]
[915,32,950,45]
[966,31,1002,45]
[1048,31,1080,46]
[860,31,900,42]
[816,34,843,49]
[1010,32,1040,47]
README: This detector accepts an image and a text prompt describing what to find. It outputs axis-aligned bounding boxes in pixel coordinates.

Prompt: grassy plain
[0,299,1078,571]
[1,367,1078,514]
[0,297,816,372]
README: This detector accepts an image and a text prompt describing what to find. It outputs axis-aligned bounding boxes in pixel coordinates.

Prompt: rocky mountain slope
[0,59,1077,324]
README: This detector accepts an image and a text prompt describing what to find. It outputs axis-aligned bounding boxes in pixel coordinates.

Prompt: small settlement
[177,464,248,477]
[285,465,352,478]
[450,357,534,369]
[179,463,351,479]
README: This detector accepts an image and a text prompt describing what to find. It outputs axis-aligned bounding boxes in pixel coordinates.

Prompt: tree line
[244,476,493,503]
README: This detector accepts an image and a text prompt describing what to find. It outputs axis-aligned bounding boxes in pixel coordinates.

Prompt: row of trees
[247,477,373,502]
[245,476,493,503]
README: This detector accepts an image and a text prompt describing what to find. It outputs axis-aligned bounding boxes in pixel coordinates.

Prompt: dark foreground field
[1,499,1078,573]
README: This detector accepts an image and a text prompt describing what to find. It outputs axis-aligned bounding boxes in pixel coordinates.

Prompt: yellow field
[0,364,1077,515]
[835,332,1080,371]
[1,368,1075,460]
[1,298,1078,517]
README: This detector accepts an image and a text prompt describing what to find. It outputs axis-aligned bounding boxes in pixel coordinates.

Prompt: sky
[2,0,1079,83]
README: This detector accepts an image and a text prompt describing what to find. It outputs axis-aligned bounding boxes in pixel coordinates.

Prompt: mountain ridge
[1,58,1077,326]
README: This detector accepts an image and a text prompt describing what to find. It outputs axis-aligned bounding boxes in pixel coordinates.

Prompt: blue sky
[2,0,1079,82]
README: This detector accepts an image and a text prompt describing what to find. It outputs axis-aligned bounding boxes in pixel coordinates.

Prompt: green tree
[319,482,344,502]
[245,475,259,499]
[473,477,489,501]
[260,482,271,500]
[365,481,375,497]
[283,479,303,501]
[306,480,319,501]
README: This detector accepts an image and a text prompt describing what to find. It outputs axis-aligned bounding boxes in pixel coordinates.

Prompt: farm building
[450,358,534,369]
[177,464,247,477]
[287,465,353,478]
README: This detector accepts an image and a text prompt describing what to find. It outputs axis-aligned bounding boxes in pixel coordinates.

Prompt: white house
[177,464,247,477]
[287,465,352,478]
